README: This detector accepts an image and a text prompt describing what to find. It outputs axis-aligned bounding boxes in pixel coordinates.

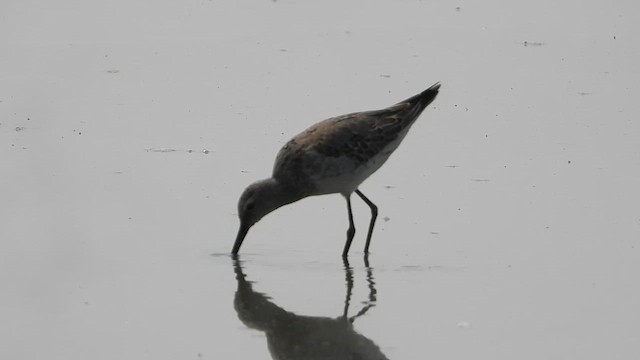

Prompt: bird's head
[232,178,298,254]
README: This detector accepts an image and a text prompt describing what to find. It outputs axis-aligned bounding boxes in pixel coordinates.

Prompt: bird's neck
[263,177,306,209]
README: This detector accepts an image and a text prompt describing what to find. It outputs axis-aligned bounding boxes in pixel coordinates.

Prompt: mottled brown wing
[271,108,406,187]
[272,83,441,184]
[307,109,409,163]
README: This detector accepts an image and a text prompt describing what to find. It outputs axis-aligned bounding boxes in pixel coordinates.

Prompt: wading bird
[233,83,441,257]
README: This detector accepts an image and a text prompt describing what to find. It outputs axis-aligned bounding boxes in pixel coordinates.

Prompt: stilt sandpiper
[233,83,441,257]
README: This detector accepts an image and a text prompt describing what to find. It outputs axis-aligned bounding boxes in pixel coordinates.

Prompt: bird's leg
[342,194,356,257]
[355,189,378,254]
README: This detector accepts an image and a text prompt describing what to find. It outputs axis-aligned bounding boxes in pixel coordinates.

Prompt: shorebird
[233,83,441,257]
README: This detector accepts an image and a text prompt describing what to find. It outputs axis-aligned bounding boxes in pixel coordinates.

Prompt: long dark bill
[232,223,251,254]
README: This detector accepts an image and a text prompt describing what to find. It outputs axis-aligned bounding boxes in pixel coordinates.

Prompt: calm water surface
[2,0,639,359]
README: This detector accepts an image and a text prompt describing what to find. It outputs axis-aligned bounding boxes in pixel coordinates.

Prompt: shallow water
[2,0,640,359]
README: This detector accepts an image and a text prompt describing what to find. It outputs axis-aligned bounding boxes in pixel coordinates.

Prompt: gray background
[2,0,639,359]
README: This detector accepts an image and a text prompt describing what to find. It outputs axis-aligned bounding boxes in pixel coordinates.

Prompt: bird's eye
[246,202,255,211]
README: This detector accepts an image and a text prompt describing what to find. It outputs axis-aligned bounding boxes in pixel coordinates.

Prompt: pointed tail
[406,82,441,108]
[394,82,441,120]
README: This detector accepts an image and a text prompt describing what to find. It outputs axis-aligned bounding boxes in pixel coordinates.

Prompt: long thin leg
[342,195,356,257]
[355,189,378,254]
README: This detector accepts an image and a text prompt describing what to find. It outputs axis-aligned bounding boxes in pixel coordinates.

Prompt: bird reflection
[231,255,389,360]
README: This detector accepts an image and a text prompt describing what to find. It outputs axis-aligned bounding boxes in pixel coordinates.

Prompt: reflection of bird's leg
[365,258,377,304]
[355,190,378,254]
[349,256,377,322]
[342,257,354,319]
[342,195,356,257]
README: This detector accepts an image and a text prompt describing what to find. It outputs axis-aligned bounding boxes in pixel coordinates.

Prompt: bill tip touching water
[232,82,441,257]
